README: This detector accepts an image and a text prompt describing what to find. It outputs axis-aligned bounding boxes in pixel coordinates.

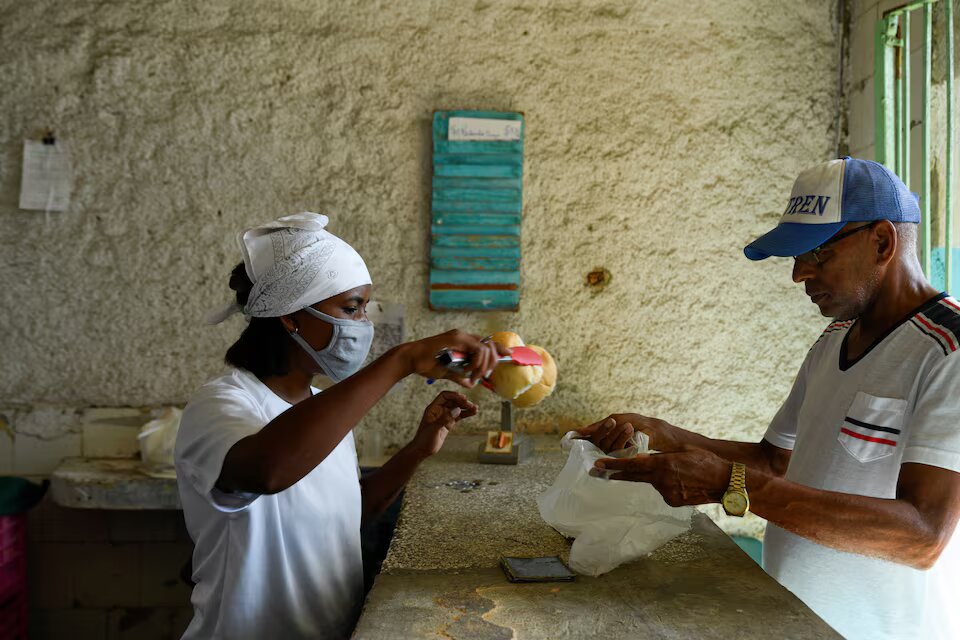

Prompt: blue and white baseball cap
[744,157,920,260]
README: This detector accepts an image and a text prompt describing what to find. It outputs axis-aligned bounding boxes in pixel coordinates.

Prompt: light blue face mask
[289,306,375,382]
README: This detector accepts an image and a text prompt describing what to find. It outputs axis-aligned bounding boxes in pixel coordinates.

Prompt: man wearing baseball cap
[579,157,960,640]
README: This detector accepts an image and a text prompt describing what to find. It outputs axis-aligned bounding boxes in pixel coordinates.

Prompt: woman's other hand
[401,329,510,388]
[409,391,478,458]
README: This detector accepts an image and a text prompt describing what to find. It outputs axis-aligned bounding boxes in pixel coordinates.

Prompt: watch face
[723,492,748,515]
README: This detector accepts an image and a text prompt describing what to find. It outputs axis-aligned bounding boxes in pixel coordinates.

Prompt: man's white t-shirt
[175,368,364,640]
[763,293,960,640]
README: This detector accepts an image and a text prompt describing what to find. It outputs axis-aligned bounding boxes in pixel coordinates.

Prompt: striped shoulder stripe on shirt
[911,296,960,356]
[813,319,856,347]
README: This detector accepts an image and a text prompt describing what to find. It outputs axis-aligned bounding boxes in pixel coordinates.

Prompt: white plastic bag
[137,407,182,478]
[537,431,693,576]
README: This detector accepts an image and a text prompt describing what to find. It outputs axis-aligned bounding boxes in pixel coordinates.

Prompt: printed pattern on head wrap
[245,230,336,317]
[206,212,371,323]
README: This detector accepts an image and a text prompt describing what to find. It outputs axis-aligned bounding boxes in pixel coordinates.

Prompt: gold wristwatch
[721,462,749,517]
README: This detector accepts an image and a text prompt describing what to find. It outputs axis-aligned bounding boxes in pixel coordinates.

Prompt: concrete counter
[49,455,390,511]
[50,457,181,510]
[353,435,839,639]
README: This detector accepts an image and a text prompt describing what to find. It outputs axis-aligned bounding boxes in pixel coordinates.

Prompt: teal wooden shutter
[429,110,524,310]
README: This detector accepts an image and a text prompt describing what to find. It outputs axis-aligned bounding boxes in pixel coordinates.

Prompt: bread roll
[489,331,525,349]
[488,332,543,400]
[512,345,557,408]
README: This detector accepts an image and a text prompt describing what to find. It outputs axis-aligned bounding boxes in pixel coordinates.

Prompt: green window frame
[875,0,955,291]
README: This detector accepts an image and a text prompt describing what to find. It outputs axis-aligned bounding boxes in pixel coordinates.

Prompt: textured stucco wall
[1,1,838,459]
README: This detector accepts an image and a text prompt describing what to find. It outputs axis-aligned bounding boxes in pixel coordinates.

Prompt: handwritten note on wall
[448,117,522,142]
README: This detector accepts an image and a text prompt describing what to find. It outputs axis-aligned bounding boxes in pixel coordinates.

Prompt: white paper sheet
[448,117,522,141]
[19,140,71,212]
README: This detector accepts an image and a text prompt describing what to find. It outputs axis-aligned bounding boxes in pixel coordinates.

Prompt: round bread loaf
[512,345,556,408]
[488,332,543,400]
[489,331,525,349]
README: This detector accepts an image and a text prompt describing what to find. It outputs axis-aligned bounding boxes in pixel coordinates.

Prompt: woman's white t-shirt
[175,368,364,640]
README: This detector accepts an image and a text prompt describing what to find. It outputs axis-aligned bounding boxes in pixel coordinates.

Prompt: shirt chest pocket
[837,392,907,463]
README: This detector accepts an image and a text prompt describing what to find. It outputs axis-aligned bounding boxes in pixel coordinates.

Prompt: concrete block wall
[0,407,191,639]
[26,499,193,640]
[0,407,151,475]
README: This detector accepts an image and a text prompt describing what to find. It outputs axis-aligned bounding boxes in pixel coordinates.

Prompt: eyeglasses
[793,221,878,266]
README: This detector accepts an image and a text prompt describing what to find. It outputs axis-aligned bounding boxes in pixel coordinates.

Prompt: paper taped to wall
[448,117,522,141]
[19,140,71,212]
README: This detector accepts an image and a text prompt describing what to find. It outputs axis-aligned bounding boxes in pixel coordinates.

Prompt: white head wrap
[206,212,371,323]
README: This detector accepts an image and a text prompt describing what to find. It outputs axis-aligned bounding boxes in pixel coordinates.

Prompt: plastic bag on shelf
[138,407,182,478]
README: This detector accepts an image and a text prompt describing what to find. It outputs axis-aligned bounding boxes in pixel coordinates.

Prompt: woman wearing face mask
[174,212,506,640]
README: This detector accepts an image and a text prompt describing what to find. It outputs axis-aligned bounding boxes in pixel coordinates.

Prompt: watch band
[728,462,746,492]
